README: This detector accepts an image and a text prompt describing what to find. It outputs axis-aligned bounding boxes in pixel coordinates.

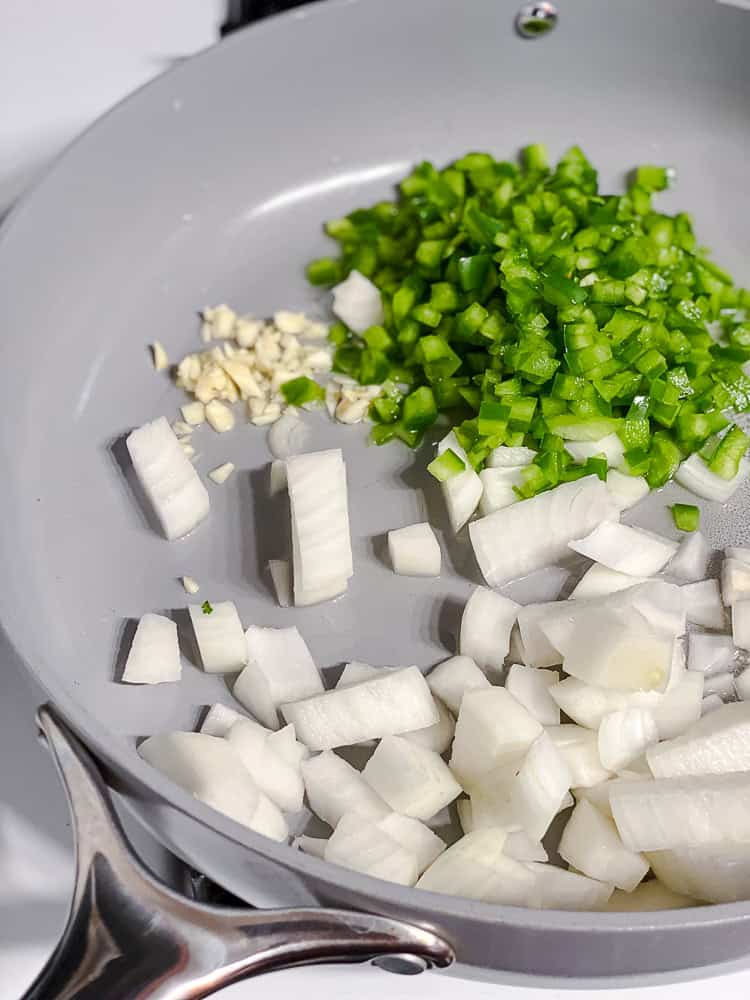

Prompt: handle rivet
[372,953,430,975]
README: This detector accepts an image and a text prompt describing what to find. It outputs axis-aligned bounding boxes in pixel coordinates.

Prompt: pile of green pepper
[307,144,750,498]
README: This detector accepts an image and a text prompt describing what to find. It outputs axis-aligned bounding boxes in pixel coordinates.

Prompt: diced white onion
[126,416,210,540]
[189,601,247,674]
[376,813,446,874]
[436,431,483,532]
[426,655,490,715]
[647,702,750,778]
[416,830,535,906]
[610,772,750,851]
[268,559,291,608]
[676,453,750,502]
[287,449,353,604]
[267,410,309,459]
[546,725,612,788]
[362,735,461,821]
[402,698,455,755]
[450,688,542,788]
[605,470,649,511]
[667,531,710,583]
[559,799,648,892]
[331,270,384,334]
[605,880,695,911]
[282,666,438,751]
[478,467,524,516]
[570,564,645,600]
[138,731,287,841]
[469,476,619,587]
[459,586,519,675]
[722,557,750,606]
[526,862,613,911]
[564,433,624,467]
[505,664,560,725]
[293,835,328,859]
[687,633,734,676]
[648,844,750,904]
[682,579,726,629]
[387,522,441,577]
[121,613,181,685]
[226,718,305,812]
[569,521,677,576]
[234,625,322,729]
[200,702,247,738]
[598,708,658,773]
[301,751,388,826]
[325,812,418,885]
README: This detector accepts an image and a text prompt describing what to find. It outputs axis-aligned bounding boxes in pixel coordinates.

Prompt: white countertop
[2,2,750,996]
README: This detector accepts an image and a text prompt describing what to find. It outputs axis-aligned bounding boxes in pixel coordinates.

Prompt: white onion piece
[426,655,490,715]
[630,580,687,637]
[478,467,524,516]
[503,831,548,863]
[682,579,726,629]
[402,698,455,755]
[543,725,610,789]
[436,431,483,532]
[702,693,725,715]
[610,772,750,851]
[570,564,645,600]
[226,719,304,813]
[300,751,388,827]
[269,459,287,496]
[266,724,309,767]
[450,688,542,788]
[721,557,750,606]
[416,830,535,906]
[727,546,750,565]
[502,566,571,606]
[605,880,696,911]
[234,626,322,730]
[336,661,381,687]
[559,799,648,892]
[557,607,674,692]
[666,531,710,583]
[506,664,560,725]
[675,453,750,502]
[569,521,677,576]
[331,269,384,333]
[287,449,352,603]
[456,798,474,833]
[654,671,705,740]
[736,669,750,701]
[362,735,461,821]
[200,702,248,738]
[605,469,650,511]
[572,776,639,819]
[703,672,735,699]
[459,587,519,675]
[282,666,438,751]
[138,732,287,840]
[648,844,750,904]
[189,601,247,674]
[387,522,441,577]
[325,812,418,886]
[376,813,446,874]
[598,708,658,773]
[564,433,624,467]
[293,574,349,608]
[516,601,564,668]
[471,733,572,841]
[647,702,750,778]
[121,613,181,685]
[268,559,291,608]
[526,862,613,911]
[267,410,310,459]
[469,475,619,587]
[293,835,328,859]
[126,416,210,540]
[487,445,536,468]
[687,633,734,676]
[733,598,750,650]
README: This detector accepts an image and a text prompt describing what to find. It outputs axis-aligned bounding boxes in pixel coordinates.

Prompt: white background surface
[2,1,750,997]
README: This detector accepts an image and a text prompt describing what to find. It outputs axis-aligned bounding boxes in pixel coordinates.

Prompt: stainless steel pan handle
[22,707,454,1000]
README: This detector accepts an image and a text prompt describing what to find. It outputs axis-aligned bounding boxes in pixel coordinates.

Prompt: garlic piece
[151,341,169,371]
[208,462,235,485]
[181,401,205,426]
[274,310,307,335]
[205,399,235,433]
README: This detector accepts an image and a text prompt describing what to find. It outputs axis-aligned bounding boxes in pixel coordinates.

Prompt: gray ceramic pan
[2,0,750,995]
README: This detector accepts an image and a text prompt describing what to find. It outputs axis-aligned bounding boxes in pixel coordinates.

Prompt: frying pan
[2,0,750,994]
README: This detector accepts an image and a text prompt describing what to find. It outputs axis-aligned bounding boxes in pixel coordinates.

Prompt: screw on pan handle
[516,2,559,37]
[22,705,454,1000]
